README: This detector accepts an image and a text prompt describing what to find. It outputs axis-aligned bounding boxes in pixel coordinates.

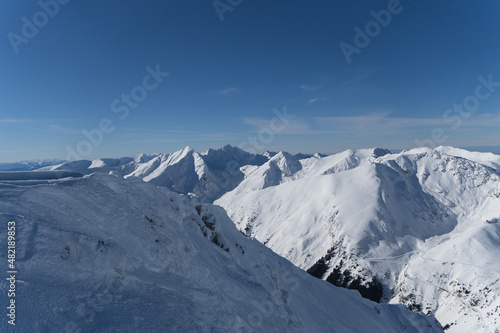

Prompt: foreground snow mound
[0,173,441,332]
[216,147,500,332]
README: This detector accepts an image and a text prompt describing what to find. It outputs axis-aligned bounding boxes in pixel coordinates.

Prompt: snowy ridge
[0,159,65,171]
[435,146,500,172]
[39,145,325,202]
[41,145,270,202]
[11,145,500,331]
[216,147,500,332]
[0,173,441,332]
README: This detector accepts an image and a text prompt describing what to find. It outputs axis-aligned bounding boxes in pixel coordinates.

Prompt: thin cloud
[313,112,500,136]
[0,119,28,123]
[47,125,82,135]
[126,133,239,144]
[339,67,382,86]
[308,98,321,105]
[0,148,41,153]
[242,112,500,138]
[121,127,244,137]
[242,117,332,135]
[314,113,447,135]
[214,87,241,96]
[300,84,322,91]
[121,128,242,144]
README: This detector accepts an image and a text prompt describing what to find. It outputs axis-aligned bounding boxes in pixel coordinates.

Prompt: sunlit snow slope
[216,147,500,333]
[0,173,441,332]
[41,145,269,202]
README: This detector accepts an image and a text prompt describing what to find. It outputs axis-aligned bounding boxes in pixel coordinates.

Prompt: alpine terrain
[0,171,441,332]
[216,146,500,333]
[3,144,499,332]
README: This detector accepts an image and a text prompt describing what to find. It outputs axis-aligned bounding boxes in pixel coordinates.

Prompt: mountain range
[0,170,440,332]
[2,144,500,332]
[216,146,500,332]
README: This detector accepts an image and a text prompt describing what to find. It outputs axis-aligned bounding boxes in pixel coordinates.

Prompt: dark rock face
[306,259,329,279]
[306,247,336,279]
[194,204,230,252]
[325,262,384,303]
[307,252,384,303]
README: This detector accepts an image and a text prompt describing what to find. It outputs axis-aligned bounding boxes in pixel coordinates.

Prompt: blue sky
[1,0,500,161]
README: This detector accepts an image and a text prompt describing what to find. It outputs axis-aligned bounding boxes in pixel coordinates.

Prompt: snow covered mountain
[39,146,327,203]
[216,146,500,332]
[0,159,65,171]
[41,145,269,202]
[12,144,500,331]
[0,172,441,332]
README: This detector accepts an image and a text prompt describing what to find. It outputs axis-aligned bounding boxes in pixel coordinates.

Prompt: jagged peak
[182,145,194,153]
[203,144,248,156]
[372,148,391,158]
[268,151,302,177]
[270,150,298,161]
[261,149,276,155]
[172,146,195,158]
[134,153,159,163]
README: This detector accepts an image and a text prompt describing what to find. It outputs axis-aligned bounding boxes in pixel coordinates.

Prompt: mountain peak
[182,145,194,153]
[372,148,391,158]
[270,150,297,161]
[222,144,238,151]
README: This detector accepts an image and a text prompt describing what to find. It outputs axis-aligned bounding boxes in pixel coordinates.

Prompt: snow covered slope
[0,173,441,332]
[0,159,65,171]
[42,145,269,202]
[40,145,324,203]
[216,147,500,332]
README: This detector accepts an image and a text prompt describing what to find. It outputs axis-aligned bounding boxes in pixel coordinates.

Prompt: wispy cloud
[121,127,244,137]
[339,67,382,86]
[242,112,500,139]
[300,84,322,91]
[313,112,500,137]
[125,133,239,144]
[214,87,241,96]
[313,113,447,136]
[0,119,28,123]
[242,117,331,135]
[0,148,41,153]
[308,98,321,105]
[121,128,241,144]
[47,124,82,135]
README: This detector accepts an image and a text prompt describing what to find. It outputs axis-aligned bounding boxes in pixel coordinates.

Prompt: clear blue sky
[1,0,500,161]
